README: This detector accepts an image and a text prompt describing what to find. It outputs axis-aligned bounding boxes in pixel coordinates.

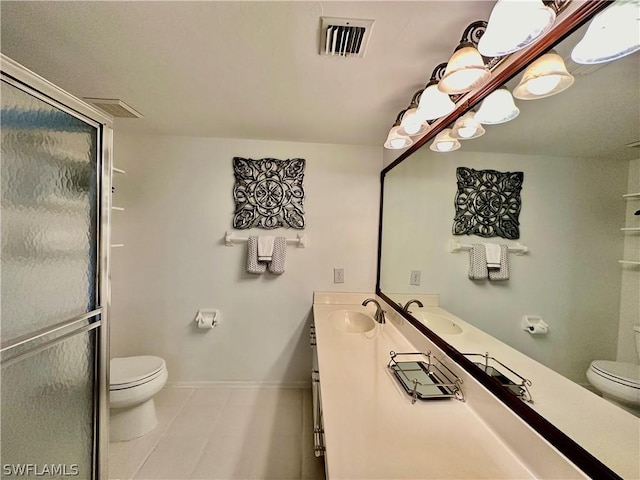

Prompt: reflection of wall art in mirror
[232,157,305,229]
[452,167,523,239]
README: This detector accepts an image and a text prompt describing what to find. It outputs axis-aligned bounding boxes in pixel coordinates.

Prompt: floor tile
[191,434,302,479]
[133,435,208,480]
[108,426,163,480]
[165,403,225,438]
[187,387,232,406]
[154,387,195,407]
[226,387,302,407]
[214,401,302,437]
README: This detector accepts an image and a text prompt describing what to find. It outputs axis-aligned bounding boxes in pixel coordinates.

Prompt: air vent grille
[83,98,143,118]
[563,55,608,76]
[320,17,374,58]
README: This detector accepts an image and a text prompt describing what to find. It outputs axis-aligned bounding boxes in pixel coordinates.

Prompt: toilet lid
[110,356,166,387]
[590,361,640,388]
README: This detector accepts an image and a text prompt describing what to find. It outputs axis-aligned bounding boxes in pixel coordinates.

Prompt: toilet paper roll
[526,324,548,335]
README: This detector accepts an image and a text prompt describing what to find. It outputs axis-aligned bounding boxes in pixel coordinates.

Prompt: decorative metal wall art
[232,157,305,229]
[453,167,523,239]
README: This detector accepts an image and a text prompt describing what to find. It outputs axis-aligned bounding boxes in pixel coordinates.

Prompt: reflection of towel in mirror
[268,237,286,274]
[247,236,267,274]
[488,245,509,281]
[484,243,502,269]
[469,244,489,279]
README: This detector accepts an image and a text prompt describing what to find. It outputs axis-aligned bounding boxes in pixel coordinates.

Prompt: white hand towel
[267,237,287,274]
[488,245,509,281]
[257,235,275,262]
[247,236,266,274]
[469,244,489,280]
[484,243,502,269]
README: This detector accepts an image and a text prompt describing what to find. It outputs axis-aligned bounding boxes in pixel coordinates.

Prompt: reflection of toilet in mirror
[109,356,168,441]
[586,326,640,416]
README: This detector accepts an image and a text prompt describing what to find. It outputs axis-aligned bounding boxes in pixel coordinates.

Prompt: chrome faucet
[362,298,386,324]
[402,299,424,312]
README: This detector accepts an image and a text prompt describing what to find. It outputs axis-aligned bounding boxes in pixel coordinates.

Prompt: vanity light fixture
[398,89,432,137]
[384,110,414,150]
[416,63,457,121]
[571,0,640,65]
[477,0,557,57]
[513,50,574,99]
[475,87,520,125]
[451,111,486,140]
[438,21,492,95]
[429,128,461,152]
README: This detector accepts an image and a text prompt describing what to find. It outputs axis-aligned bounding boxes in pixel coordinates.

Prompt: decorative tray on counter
[387,351,465,404]
[463,352,533,403]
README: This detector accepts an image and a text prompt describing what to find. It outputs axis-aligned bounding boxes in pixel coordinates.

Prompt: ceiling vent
[83,98,143,118]
[320,17,374,58]
[626,140,640,149]
[563,55,608,76]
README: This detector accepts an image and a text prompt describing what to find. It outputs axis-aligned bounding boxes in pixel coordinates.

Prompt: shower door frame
[1,54,113,480]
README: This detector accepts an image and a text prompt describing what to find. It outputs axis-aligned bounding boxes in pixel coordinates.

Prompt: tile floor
[108,386,326,480]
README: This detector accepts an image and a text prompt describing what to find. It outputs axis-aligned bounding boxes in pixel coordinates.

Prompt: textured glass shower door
[1,75,105,480]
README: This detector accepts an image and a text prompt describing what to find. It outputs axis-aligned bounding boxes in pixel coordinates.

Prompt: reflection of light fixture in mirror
[571,0,640,64]
[514,50,575,99]
[451,111,486,140]
[439,21,492,94]
[429,128,461,152]
[398,89,432,137]
[475,87,520,124]
[416,63,456,121]
[478,0,556,57]
[384,110,414,150]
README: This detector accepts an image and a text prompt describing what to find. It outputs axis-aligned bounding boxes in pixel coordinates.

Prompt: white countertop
[313,300,537,480]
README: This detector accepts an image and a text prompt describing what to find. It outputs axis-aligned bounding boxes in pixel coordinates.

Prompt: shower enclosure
[1,55,112,479]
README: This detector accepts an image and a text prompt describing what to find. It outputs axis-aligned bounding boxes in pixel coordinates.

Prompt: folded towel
[488,245,509,281]
[257,235,275,262]
[469,244,489,280]
[247,236,266,274]
[268,237,286,274]
[484,243,502,269]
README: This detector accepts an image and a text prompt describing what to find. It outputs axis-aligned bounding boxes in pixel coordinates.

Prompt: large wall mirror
[378,2,639,479]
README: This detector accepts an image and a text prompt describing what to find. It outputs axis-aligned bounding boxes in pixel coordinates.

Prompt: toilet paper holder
[522,315,549,335]
[195,309,220,329]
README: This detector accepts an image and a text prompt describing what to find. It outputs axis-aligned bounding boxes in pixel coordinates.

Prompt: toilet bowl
[586,325,640,415]
[109,356,168,442]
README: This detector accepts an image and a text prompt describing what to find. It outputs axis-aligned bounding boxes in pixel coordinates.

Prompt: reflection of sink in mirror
[330,310,376,333]
[411,312,463,335]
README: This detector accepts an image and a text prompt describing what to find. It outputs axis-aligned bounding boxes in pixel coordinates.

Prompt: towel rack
[224,231,306,248]
[449,239,528,255]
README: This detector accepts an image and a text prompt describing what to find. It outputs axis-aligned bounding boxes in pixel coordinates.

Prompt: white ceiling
[0,1,497,147]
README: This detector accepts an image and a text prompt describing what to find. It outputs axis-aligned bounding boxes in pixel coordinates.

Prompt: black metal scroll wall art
[232,157,306,229]
[453,167,523,239]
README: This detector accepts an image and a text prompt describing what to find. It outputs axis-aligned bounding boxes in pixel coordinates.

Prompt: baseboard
[165,380,311,389]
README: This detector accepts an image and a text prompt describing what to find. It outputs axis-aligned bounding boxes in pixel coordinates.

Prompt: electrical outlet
[334,268,344,284]
[410,270,421,286]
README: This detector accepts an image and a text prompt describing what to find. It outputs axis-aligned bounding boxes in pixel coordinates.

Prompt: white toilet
[587,325,640,415]
[109,356,168,442]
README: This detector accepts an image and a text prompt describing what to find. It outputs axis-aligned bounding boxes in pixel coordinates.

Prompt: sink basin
[412,312,463,335]
[330,310,376,333]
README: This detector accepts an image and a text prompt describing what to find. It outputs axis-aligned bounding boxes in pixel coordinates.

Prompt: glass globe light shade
[429,128,461,152]
[475,87,520,125]
[416,81,456,121]
[571,0,640,65]
[514,51,575,99]
[478,0,556,57]
[399,108,431,136]
[438,45,491,94]
[384,126,413,150]
[451,111,486,140]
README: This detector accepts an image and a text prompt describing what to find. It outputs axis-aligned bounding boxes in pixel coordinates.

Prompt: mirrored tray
[388,351,465,404]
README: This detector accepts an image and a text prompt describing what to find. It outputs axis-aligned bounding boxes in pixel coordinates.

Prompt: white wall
[380,148,628,383]
[617,158,640,362]
[110,133,381,384]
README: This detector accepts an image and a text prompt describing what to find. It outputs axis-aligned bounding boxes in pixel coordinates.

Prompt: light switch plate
[410,270,421,286]
[334,268,344,283]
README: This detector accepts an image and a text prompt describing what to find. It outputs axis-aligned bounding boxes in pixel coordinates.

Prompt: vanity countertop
[313,297,539,480]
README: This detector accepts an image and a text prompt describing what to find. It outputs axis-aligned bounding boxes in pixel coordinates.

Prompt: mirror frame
[375,1,621,479]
